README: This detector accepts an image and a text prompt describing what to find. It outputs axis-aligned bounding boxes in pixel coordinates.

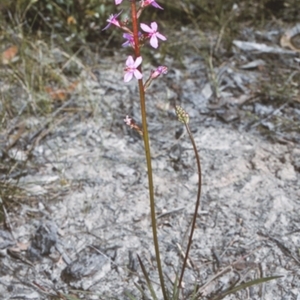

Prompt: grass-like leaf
[211,275,283,300]
[170,274,179,300]
[124,290,138,300]
[57,293,80,300]
[137,254,159,300]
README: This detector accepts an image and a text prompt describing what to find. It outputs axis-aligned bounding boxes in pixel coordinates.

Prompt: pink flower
[140,0,163,10]
[140,22,166,48]
[122,32,142,47]
[122,33,134,47]
[124,56,143,82]
[151,66,168,79]
[102,10,122,31]
[115,0,123,4]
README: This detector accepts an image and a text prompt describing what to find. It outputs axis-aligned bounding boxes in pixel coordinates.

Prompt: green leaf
[58,293,80,300]
[124,290,138,300]
[211,275,283,300]
[137,254,158,300]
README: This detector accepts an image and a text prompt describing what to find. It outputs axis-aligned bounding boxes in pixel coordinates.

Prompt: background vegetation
[1,0,298,134]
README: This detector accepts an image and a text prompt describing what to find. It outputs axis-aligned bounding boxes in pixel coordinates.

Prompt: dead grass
[0,2,94,216]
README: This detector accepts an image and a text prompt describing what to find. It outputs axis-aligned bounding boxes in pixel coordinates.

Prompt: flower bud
[151,66,168,79]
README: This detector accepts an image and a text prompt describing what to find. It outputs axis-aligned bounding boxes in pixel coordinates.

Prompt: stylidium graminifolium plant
[102,1,170,298]
[103,1,202,299]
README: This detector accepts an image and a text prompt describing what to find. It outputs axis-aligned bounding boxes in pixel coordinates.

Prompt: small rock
[61,250,111,290]
[27,221,58,261]
[276,163,297,181]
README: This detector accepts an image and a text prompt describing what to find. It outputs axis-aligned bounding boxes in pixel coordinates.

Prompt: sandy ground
[0,47,300,300]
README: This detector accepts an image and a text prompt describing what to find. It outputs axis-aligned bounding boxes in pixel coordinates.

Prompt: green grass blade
[170,273,179,300]
[137,254,158,300]
[211,275,283,300]
[124,290,138,300]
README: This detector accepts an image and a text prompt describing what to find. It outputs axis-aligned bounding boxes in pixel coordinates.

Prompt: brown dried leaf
[1,45,18,64]
[45,87,68,101]
[45,81,79,102]
[67,15,77,25]
[280,24,300,52]
[9,241,30,253]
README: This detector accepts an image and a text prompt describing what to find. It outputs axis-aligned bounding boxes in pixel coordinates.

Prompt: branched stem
[130,2,168,299]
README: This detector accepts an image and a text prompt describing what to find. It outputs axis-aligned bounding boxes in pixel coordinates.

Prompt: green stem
[178,123,202,290]
[130,2,168,299]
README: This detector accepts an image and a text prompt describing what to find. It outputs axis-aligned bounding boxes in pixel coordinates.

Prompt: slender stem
[178,123,202,290]
[130,2,168,299]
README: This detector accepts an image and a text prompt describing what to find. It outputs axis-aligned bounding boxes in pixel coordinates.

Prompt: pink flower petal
[124,72,133,82]
[134,69,143,80]
[133,56,142,68]
[140,23,151,33]
[150,22,158,31]
[150,36,158,48]
[126,56,134,67]
[156,32,167,41]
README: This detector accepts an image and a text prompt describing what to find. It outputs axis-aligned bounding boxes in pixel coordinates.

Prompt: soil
[0,26,300,300]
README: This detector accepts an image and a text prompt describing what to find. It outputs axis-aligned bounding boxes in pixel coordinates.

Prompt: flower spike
[175,105,190,124]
